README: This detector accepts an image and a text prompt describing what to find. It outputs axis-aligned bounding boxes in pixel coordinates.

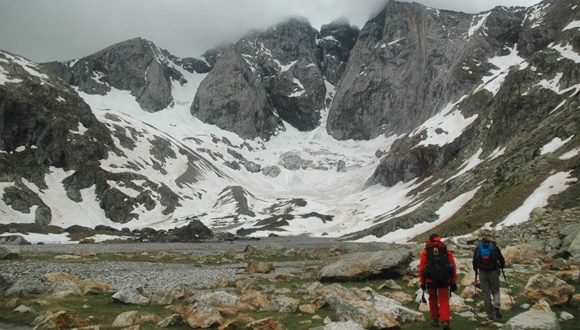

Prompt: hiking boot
[442,320,450,330]
[431,319,439,327]
[494,306,502,319]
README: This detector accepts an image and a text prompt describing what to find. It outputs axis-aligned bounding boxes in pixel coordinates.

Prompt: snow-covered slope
[1,0,579,244]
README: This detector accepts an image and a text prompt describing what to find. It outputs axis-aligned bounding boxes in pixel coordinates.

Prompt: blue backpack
[477,238,498,271]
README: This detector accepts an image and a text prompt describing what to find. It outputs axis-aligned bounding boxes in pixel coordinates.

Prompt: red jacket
[419,238,458,284]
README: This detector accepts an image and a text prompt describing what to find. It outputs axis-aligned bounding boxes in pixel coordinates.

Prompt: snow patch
[540,136,574,155]
[468,12,491,37]
[497,171,577,228]
[0,232,74,244]
[559,148,580,160]
[388,38,405,46]
[412,96,477,147]
[563,20,580,31]
[523,3,551,28]
[447,148,483,181]
[551,43,580,64]
[356,186,480,244]
[290,78,305,97]
[0,65,23,85]
[476,45,528,96]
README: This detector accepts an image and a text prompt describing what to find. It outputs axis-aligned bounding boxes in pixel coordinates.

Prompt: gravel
[1,237,342,293]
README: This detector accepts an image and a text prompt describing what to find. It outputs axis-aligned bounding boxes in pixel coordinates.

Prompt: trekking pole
[417,290,427,309]
[501,268,515,307]
[472,272,478,318]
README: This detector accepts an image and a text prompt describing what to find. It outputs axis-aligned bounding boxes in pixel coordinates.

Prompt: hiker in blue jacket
[473,234,506,323]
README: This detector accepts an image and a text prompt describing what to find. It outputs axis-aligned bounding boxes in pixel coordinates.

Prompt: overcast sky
[0,0,542,63]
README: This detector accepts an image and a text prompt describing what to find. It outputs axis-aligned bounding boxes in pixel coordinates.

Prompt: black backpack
[423,245,453,283]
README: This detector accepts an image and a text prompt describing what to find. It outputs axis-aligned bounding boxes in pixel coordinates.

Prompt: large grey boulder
[319,246,412,281]
[4,279,52,298]
[112,286,150,305]
[0,245,20,259]
[0,235,30,245]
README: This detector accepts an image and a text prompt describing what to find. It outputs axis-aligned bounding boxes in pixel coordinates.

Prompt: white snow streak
[497,172,577,228]
[540,136,574,155]
[356,186,480,244]
[412,96,477,147]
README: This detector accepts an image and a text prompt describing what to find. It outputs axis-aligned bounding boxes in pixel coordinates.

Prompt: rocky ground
[0,207,579,329]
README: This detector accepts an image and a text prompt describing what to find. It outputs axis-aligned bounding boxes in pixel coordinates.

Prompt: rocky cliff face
[41,38,207,112]
[355,0,580,239]
[0,50,224,225]
[192,17,359,139]
[0,0,578,242]
[326,1,525,140]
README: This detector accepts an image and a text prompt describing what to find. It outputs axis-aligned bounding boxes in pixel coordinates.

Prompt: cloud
[0,0,542,63]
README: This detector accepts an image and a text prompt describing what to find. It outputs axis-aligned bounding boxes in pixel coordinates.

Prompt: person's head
[429,233,441,242]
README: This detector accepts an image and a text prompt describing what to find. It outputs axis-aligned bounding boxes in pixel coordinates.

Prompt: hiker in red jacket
[419,233,458,330]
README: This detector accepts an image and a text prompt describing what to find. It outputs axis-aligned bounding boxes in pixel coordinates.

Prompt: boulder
[75,279,113,296]
[111,311,139,328]
[244,261,276,274]
[0,245,20,259]
[171,220,213,241]
[195,291,237,308]
[246,317,287,330]
[319,247,412,281]
[317,320,365,330]
[184,305,224,329]
[112,287,150,305]
[326,292,399,329]
[5,279,52,298]
[261,297,300,313]
[41,273,78,283]
[503,310,560,330]
[524,274,575,306]
[555,269,580,284]
[0,236,30,245]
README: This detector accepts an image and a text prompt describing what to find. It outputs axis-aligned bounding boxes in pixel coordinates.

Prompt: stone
[503,310,560,330]
[75,279,113,296]
[261,297,299,313]
[524,274,575,306]
[320,320,364,330]
[246,317,287,330]
[319,247,412,281]
[244,261,276,274]
[0,245,20,259]
[111,311,139,328]
[298,304,317,314]
[41,273,78,283]
[195,291,237,308]
[555,269,580,284]
[184,305,224,329]
[5,279,51,298]
[377,279,402,290]
[112,287,150,306]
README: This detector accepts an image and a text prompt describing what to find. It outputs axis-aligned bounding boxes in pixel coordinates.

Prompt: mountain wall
[0,50,225,226]
[0,0,578,242]
[42,38,210,112]
[192,17,359,139]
